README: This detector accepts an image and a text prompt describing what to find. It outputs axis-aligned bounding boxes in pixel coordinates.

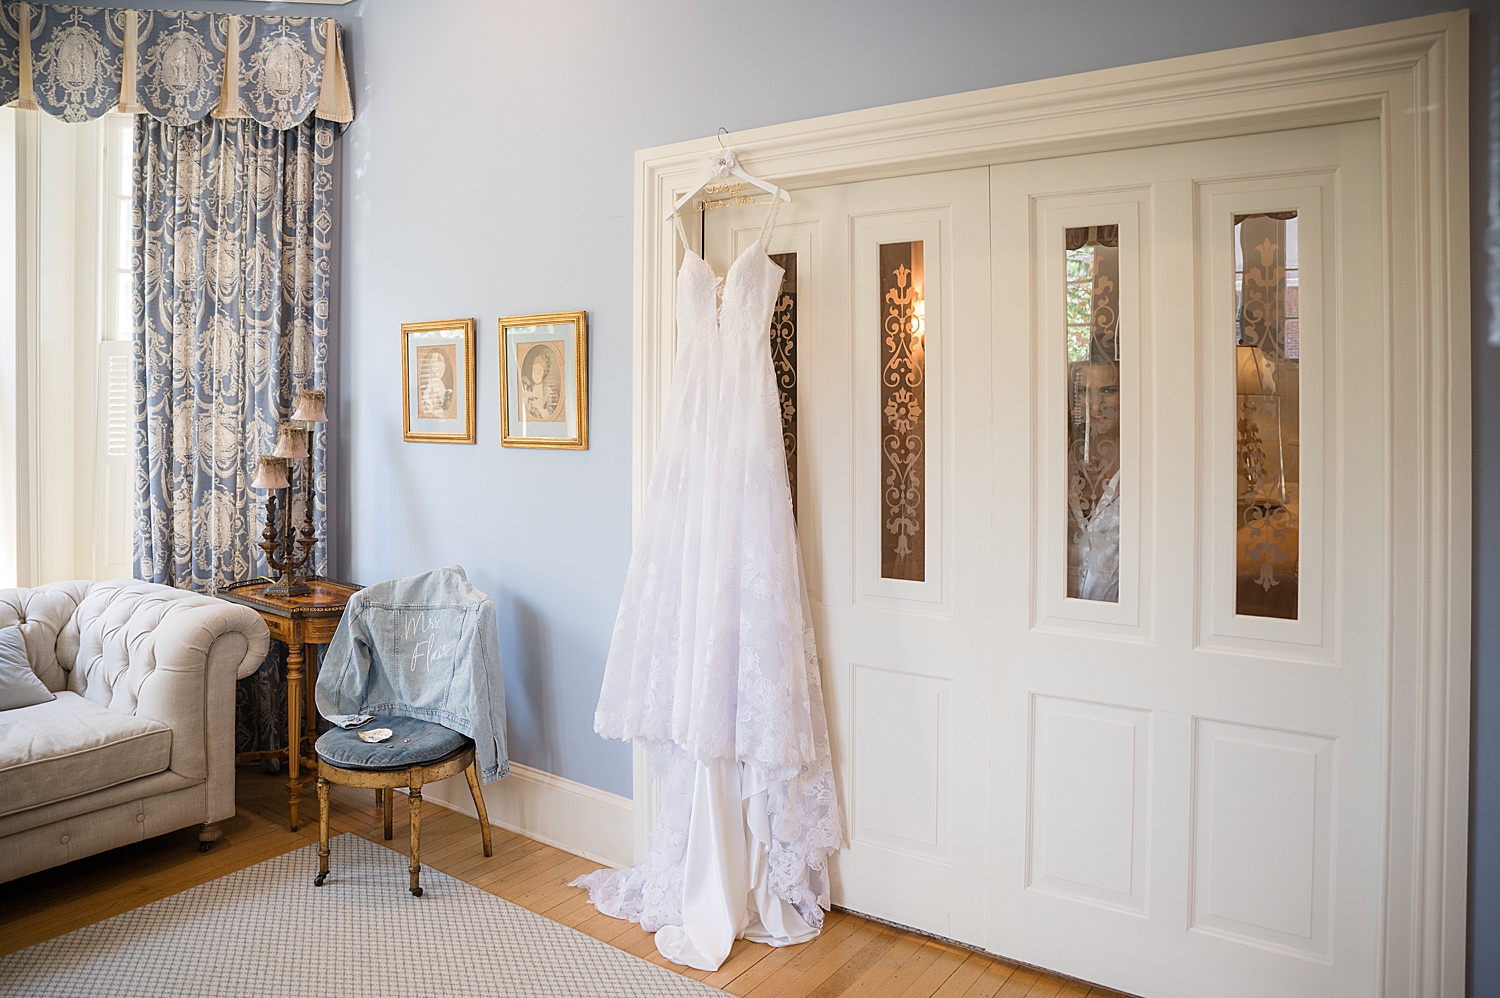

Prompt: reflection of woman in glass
[1068,359,1121,602]
[418,350,454,418]
[521,347,562,422]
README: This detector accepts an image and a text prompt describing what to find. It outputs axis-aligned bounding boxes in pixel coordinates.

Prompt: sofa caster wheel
[410,886,423,898]
[197,821,223,853]
[314,872,328,887]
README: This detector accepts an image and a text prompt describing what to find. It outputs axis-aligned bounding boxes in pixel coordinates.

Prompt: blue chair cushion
[315,716,471,771]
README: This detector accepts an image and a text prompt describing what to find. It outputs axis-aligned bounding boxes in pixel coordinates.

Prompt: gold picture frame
[499,311,588,450]
[402,318,477,444]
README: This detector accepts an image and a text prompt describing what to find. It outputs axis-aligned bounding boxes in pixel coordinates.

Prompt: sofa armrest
[71,582,269,786]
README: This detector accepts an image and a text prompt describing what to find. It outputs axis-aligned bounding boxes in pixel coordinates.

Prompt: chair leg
[464,762,493,857]
[408,767,424,897]
[383,786,394,840]
[314,777,331,886]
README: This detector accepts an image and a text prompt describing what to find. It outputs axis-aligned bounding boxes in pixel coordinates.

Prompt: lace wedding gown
[573,202,843,971]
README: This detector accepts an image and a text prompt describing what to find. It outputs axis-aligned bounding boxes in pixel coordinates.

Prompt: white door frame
[629,13,1470,996]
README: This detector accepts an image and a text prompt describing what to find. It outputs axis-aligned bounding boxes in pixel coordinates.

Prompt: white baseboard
[420,762,633,870]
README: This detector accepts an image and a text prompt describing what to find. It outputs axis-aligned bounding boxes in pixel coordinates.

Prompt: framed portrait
[499,311,588,450]
[402,318,476,443]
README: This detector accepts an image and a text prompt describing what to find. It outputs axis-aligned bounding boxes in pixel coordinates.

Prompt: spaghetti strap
[671,212,691,252]
[756,197,782,246]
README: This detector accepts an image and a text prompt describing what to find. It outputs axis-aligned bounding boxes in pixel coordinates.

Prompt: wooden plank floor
[1,768,1131,998]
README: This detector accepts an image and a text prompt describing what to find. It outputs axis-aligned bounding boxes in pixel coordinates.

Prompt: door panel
[990,121,1383,998]
[703,119,1383,998]
[1028,695,1151,913]
[708,168,993,943]
[1035,195,1150,636]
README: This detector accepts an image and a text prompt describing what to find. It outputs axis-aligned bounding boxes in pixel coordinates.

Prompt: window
[6,111,136,585]
[1065,225,1121,603]
[1232,212,1299,619]
[95,114,136,579]
[879,240,926,582]
[104,113,134,343]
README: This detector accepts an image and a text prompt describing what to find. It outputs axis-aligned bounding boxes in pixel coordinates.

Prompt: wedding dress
[572,201,843,971]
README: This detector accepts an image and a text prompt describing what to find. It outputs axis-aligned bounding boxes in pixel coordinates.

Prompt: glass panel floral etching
[1065,226,1121,602]
[1234,212,1299,619]
[769,251,798,518]
[879,241,925,581]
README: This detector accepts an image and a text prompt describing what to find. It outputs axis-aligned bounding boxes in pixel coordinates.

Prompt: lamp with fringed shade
[254,390,330,597]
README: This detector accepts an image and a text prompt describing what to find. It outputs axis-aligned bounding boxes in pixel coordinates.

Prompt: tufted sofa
[0,580,269,883]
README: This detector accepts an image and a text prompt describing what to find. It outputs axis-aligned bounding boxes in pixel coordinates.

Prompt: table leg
[305,647,319,746]
[287,642,304,831]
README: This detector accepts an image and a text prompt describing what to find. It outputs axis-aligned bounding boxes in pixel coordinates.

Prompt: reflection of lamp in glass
[1236,343,1277,394]
[1235,345,1286,505]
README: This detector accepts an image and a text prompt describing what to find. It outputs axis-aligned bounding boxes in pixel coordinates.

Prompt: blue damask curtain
[133,116,333,589]
[5,4,352,757]
[133,117,336,754]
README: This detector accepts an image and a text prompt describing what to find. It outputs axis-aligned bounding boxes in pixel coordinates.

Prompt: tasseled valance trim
[0,4,353,129]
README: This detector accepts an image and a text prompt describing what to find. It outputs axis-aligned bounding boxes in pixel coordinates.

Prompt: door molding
[631,14,1469,996]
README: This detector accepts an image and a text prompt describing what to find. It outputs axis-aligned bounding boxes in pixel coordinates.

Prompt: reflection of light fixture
[911,289,926,341]
[1236,345,1287,505]
[1237,345,1277,395]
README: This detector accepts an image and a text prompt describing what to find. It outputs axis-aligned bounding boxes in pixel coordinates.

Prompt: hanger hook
[717,127,729,149]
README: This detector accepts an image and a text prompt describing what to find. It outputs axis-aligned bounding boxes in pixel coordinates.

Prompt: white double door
[705,118,1384,998]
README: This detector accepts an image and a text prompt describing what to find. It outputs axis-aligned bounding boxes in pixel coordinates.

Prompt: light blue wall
[332,0,1489,785]
[107,0,1499,991]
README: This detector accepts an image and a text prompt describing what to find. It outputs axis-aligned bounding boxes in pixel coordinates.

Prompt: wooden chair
[312,716,492,896]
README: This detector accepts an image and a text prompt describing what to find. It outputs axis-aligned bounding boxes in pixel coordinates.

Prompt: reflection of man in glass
[418,349,454,419]
[1068,359,1121,602]
[521,346,562,422]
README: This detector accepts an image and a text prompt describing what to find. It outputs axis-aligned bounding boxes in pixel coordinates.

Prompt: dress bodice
[676,245,785,345]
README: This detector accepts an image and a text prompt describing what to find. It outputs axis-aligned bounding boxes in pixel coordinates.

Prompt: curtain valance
[0,4,352,128]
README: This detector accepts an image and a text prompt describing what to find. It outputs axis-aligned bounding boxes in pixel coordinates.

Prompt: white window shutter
[94,341,133,580]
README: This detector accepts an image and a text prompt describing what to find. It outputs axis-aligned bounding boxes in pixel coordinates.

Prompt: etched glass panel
[1234,213,1299,619]
[880,241,925,581]
[769,252,798,518]
[1065,226,1121,603]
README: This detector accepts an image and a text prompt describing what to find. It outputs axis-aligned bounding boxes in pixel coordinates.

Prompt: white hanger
[664,132,791,221]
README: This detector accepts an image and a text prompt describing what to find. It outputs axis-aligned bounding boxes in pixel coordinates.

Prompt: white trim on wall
[421,762,633,871]
[631,12,1469,997]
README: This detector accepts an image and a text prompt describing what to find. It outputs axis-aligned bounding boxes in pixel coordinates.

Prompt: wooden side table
[219,578,362,831]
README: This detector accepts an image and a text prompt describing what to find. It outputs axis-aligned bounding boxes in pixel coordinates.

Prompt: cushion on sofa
[0,692,172,816]
[0,626,53,711]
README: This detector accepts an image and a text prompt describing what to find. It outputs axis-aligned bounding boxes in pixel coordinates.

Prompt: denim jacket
[316,565,509,782]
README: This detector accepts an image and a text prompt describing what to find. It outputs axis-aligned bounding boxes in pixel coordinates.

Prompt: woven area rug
[0,833,722,997]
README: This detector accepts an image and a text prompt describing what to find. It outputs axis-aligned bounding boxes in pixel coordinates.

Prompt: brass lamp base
[257,492,317,598]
